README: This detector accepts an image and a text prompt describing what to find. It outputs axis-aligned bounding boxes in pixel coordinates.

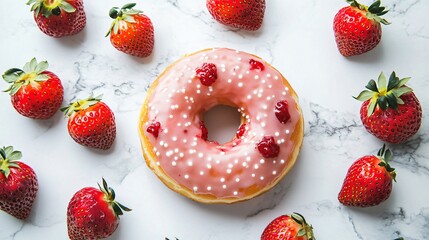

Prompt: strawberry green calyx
[346,0,390,25]
[377,144,396,181]
[98,178,132,217]
[0,146,22,178]
[291,212,316,240]
[354,71,413,116]
[106,3,143,37]
[2,58,50,96]
[27,0,76,17]
[60,94,103,117]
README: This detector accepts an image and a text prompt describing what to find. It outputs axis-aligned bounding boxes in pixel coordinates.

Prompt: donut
[139,48,304,204]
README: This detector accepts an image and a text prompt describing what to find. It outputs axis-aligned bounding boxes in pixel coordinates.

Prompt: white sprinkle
[183,114,187,119]
[246,156,251,161]
[184,174,189,179]
[183,139,187,143]
[196,84,201,89]
[188,161,193,167]
[207,186,212,191]
[286,129,290,134]
[200,171,204,176]
[275,132,280,137]
[163,129,169,134]
[172,161,177,166]
[252,173,256,177]
[220,178,225,182]
[196,90,201,94]
[159,141,164,146]
[238,82,243,87]
[227,169,232,174]
[233,191,238,196]
[266,73,271,78]
[261,122,266,128]
[228,163,233,168]
[274,76,279,80]
[282,91,287,96]
[193,186,198,191]
[260,159,265,164]
[179,153,184,158]
[235,178,240,182]
[242,162,248,167]
[169,115,174,119]
[280,159,285,164]
[227,79,232,83]
[260,176,265,180]
[238,74,243,79]
[255,75,259,80]
[198,153,204,158]
[207,164,212,169]
[222,185,227,189]
[163,143,169,148]
[272,171,277,175]
[172,136,177,141]
[247,95,252,100]
[268,84,272,89]
[254,164,259,169]
[262,105,267,110]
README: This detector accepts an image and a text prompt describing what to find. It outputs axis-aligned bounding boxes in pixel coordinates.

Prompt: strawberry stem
[291,212,316,240]
[0,146,22,178]
[98,178,132,217]
[377,144,397,182]
[354,71,413,116]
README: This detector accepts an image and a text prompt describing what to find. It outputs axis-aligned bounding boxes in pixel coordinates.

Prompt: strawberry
[0,146,38,220]
[106,3,154,58]
[333,0,389,56]
[206,0,266,31]
[2,58,64,119]
[67,178,131,240]
[261,212,315,240]
[257,136,280,158]
[27,0,86,38]
[355,72,422,144]
[338,144,396,207]
[61,95,116,150]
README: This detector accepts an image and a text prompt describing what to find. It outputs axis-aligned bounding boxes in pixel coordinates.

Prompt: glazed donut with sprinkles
[139,48,304,204]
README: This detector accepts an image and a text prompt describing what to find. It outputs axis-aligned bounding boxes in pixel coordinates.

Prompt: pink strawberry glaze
[144,48,301,199]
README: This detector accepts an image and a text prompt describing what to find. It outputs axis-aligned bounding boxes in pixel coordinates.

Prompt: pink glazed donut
[139,48,304,203]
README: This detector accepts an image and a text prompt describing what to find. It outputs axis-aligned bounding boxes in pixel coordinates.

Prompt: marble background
[1,0,428,239]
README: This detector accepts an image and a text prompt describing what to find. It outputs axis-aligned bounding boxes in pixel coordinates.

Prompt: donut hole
[203,104,242,144]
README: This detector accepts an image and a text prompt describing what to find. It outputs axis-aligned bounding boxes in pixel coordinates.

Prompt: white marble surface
[0,0,428,239]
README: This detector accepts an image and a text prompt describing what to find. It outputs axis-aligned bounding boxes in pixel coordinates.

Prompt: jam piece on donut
[275,100,291,124]
[196,63,217,86]
[199,121,208,140]
[249,59,265,71]
[236,124,247,139]
[146,121,161,138]
[257,136,280,158]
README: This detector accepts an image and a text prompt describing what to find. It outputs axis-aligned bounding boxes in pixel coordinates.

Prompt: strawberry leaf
[34,74,49,81]
[354,90,375,102]
[2,68,23,83]
[367,98,377,116]
[35,60,49,74]
[297,228,307,237]
[392,86,413,98]
[365,79,378,92]
[387,71,399,91]
[60,1,76,13]
[122,3,136,10]
[398,77,411,87]
[9,83,23,95]
[377,72,387,92]
[386,93,398,109]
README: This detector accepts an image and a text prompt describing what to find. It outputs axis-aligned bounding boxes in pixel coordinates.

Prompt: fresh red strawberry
[106,3,154,57]
[338,144,396,207]
[261,212,315,240]
[27,0,86,37]
[67,178,131,240]
[0,146,38,220]
[61,95,116,150]
[206,0,266,31]
[333,0,389,56]
[355,72,422,144]
[2,58,64,119]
